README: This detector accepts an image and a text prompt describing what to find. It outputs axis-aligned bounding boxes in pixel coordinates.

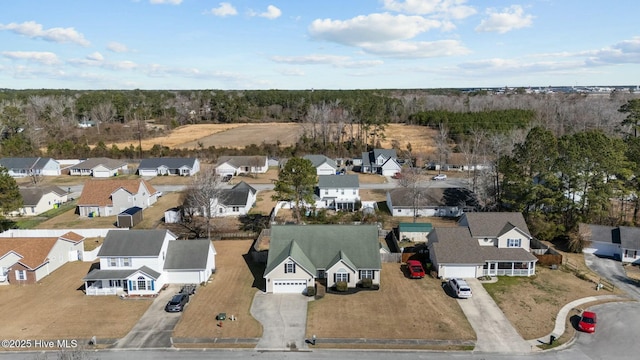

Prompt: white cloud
[0,21,90,46]
[1,51,60,65]
[309,13,442,46]
[149,0,183,5]
[382,0,476,19]
[586,37,640,65]
[86,52,104,61]
[475,5,534,34]
[258,5,282,20]
[279,68,305,76]
[360,39,470,58]
[271,54,383,68]
[107,41,129,53]
[209,2,238,17]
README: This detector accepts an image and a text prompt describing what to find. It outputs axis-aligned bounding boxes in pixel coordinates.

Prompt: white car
[447,278,472,298]
[432,174,447,181]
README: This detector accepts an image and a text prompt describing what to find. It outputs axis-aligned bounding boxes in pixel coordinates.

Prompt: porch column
[511,262,515,276]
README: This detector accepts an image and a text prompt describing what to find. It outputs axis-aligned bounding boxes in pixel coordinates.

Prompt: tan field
[103,123,438,155]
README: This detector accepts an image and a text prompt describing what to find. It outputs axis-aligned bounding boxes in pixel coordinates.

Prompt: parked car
[407,260,425,279]
[221,174,232,182]
[165,293,189,312]
[578,311,597,333]
[447,278,472,298]
[432,174,447,181]
[392,172,403,179]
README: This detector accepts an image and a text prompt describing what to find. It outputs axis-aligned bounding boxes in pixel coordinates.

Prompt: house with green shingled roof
[264,224,381,293]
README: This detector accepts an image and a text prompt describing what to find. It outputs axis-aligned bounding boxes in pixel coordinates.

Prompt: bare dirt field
[306,263,475,342]
[0,261,151,343]
[173,240,263,341]
[102,123,438,155]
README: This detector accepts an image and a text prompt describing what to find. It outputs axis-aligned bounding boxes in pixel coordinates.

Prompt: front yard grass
[173,240,262,341]
[306,262,475,342]
[0,261,151,342]
[483,263,624,340]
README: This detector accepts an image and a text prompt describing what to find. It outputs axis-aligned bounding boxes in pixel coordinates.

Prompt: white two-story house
[428,212,538,279]
[360,149,401,176]
[316,174,360,211]
[83,229,216,296]
[76,179,158,217]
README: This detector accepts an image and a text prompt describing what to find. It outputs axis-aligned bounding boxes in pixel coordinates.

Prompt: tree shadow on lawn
[242,244,266,291]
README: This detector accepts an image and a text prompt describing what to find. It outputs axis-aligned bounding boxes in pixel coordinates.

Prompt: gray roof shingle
[318,174,359,188]
[164,240,213,270]
[138,157,198,170]
[82,265,161,280]
[98,230,170,257]
[303,155,337,169]
[428,227,485,265]
[19,186,66,206]
[461,212,531,238]
[70,157,127,170]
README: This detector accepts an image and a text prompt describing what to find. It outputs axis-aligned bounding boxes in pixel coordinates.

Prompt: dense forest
[2,88,640,241]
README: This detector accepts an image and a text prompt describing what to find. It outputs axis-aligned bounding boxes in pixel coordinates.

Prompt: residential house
[16,186,68,216]
[211,181,257,217]
[264,224,381,293]
[76,179,158,217]
[360,149,401,176]
[137,157,200,177]
[386,187,479,218]
[0,157,61,178]
[0,231,85,284]
[398,222,433,243]
[215,156,268,177]
[83,229,216,296]
[303,155,338,175]
[316,174,360,211]
[428,212,538,278]
[580,223,640,264]
[69,158,128,178]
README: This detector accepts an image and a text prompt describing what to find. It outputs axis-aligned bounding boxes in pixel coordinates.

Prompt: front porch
[483,260,536,277]
[83,266,162,296]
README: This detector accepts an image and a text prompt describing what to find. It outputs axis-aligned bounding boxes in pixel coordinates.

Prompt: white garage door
[273,279,307,294]
[166,271,200,284]
[583,242,620,257]
[442,265,477,279]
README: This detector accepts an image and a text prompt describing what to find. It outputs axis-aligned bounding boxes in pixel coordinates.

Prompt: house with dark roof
[0,157,61,177]
[0,231,84,284]
[69,157,128,177]
[83,229,216,296]
[360,149,401,176]
[427,212,538,278]
[386,187,479,218]
[137,157,200,177]
[16,186,68,216]
[303,155,338,175]
[580,223,640,264]
[76,179,158,217]
[264,224,381,294]
[211,181,257,216]
[215,155,268,176]
[316,174,360,211]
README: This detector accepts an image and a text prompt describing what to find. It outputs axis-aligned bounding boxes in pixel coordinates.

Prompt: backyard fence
[564,259,614,292]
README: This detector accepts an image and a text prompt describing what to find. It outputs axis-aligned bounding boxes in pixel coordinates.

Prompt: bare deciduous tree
[182,168,225,239]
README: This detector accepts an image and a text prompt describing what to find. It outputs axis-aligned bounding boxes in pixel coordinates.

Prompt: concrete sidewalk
[527,294,628,347]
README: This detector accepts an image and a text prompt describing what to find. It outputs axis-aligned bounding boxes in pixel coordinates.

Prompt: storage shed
[117,206,143,228]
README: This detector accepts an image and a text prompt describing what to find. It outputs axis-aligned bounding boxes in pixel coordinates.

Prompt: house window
[340,189,344,195]
[15,270,27,281]
[335,272,349,282]
[122,258,131,267]
[219,208,224,213]
[232,206,240,212]
[507,238,521,247]
[352,189,356,195]
[285,261,296,274]
[137,276,147,290]
[109,258,117,267]
[360,270,374,279]
[324,189,329,195]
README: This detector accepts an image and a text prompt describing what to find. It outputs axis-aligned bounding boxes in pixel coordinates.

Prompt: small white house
[316,174,360,211]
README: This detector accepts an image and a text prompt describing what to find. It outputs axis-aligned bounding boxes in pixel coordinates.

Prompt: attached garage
[165,270,202,284]
[272,279,307,294]
[438,264,479,279]
[583,241,620,258]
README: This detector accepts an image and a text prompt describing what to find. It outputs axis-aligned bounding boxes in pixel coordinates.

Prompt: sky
[0,0,639,90]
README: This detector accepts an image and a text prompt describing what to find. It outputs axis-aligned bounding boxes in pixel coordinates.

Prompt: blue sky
[1,0,638,90]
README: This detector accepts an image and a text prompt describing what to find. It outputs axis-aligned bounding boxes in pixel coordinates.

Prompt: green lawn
[14,201,78,229]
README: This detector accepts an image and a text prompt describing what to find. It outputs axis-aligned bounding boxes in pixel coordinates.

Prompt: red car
[407,260,425,279]
[578,311,597,333]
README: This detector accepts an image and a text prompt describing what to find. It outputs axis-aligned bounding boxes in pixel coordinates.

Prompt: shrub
[306,286,316,297]
[360,278,373,288]
[335,281,348,292]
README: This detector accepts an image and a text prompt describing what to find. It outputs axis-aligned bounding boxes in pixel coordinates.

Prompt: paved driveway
[585,253,640,300]
[114,284,182,349]
[250,292,309,350]
[455,278,532,353]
